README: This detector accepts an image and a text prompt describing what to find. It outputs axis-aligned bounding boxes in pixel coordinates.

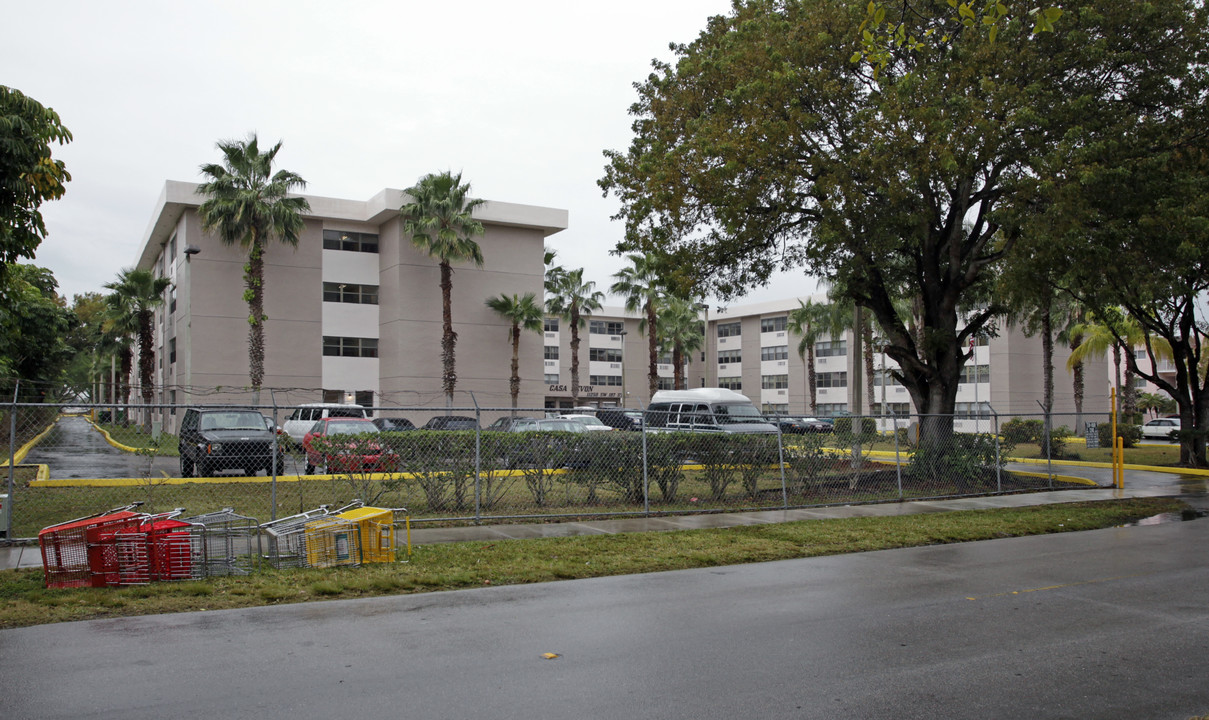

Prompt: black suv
[179,408,284,477]
[422,415,479,430]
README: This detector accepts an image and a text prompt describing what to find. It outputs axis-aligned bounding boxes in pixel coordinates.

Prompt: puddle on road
[1121,510,1206,527]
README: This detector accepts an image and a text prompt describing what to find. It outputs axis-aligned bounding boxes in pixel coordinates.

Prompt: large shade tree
[104,268,171,431]
[0,86,71,284]
[197,134,310,392]
[600,0,1204,447]
[545,265,604,405]
[401,171,485,407]
[485,292,544,411]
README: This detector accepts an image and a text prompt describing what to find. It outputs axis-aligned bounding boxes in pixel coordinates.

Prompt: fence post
[470,392,482,524]
[269,390,279,522]
[1037,400,1053,489]
[5,381,18,539]
[641,411,650,516]
[990,404,1001,493]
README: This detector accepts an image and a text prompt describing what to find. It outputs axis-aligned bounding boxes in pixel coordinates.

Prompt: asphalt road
[3,517,1207,719]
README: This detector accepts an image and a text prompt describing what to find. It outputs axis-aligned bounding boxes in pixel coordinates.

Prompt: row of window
[761,346,788,361]
[589,320,625,335]
[589,348,622,363]
[589,375,623,386]
[323,229,379,253]
[762,374,789,389]
[323,282,379,304]
[323,336,378,358]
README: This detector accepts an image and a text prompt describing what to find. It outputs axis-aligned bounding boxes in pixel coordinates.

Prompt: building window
[872,369,900,387]
[322,229,379,253]
[762,403,789,415]
[717,321,742,338]
[589,375,622,386]
[955,402,990,418]
[718,349,742,365]
[589,319,625,335]
[760,346,789,361]
[545,374,559,384]
[761,374,789,389]
[322,336,378,358]
[544,317,559,332]
[871,402,911,416]
[816,340,847,357]
[718,377,742,391]
[959,364,990,383]
[355,390,375,416]
[169,286,177,315]
[657,377,675,390]
[589,348,622,363]
[168,338,176,365]
[760,316,787,333]
[658,353,673,365]
[1130,375,1148,389]
[169,389,176,415]
[168,233,177,261]
[817,372,847,388]
[544,346,560,360]
[322,282,379,304]
[816,403,848,416]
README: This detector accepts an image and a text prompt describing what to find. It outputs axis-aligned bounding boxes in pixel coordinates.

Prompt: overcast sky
[5,0,815,307]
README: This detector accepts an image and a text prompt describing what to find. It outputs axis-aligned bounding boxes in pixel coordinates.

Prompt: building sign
[548,384,620,398]
[1085,422,1099,449]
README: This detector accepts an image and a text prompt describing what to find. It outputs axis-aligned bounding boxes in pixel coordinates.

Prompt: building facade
[135,181,566,431]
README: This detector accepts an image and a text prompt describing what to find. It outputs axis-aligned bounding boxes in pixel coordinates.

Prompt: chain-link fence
[2,402,1118,541]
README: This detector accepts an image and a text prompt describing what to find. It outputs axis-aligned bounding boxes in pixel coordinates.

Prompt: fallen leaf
[541,653,561,660]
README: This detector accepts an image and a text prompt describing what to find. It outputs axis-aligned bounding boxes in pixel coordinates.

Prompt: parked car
[1141,417,1181,441]
[179,408,284,477]
[774,416,832,434]
[372,417,416,432]
[422,415,480,431]
[498,418,588,468]
[557,414,614,431]
[282,403,367,443]
[645,388,778,434]
[486,416,543,432]
[596,408,643,431]
[301,417,398,475]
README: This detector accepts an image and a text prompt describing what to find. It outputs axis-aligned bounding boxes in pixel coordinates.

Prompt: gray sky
[4,0,814,307]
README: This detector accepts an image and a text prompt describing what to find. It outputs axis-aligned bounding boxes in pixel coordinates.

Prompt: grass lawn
[0,496,1186,629]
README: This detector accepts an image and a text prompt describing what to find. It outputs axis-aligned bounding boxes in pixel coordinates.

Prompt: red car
[302,417,398,474]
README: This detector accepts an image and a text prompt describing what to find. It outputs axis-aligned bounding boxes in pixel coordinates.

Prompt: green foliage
[0,264,75,394]
[907,432,1006,486]
[1002,418,1044,445]
[783,433,829,495]
[1098,421,1143,450]
[0,86,71,280]
[833,417,878,448]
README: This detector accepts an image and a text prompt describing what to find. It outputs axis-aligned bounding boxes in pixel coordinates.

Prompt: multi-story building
[542,297,1111,430]
[134,180,566,431]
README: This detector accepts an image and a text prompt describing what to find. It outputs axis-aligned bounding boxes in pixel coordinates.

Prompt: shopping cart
[332,505,405,564]
[182,508,259,576]
[38,503,147,588]
[259,505,333,569]
[113,510,206,585]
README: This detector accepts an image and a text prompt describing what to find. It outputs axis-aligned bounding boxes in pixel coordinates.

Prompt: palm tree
[1067,309,1168,419]
[545,266,604,405]
[486,293,544,412]
[104,268,171,432]
[788,299,832,414]
[610,254,664,402]
[655,297,704,390]
[102,291,137,414]
[197,134,310,392]
[400,171,485,408]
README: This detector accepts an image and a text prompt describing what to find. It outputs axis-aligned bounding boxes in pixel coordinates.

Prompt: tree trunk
[646,299,658,402]
[440,260,457,408]
[862,316,875,412]
[570,302,581,405]
[807,345,818,414]
[138,309,155,434]
[247,235,266,391]
[1069,332,1084,433]
[509,324,520,412]
[673,344,684,390]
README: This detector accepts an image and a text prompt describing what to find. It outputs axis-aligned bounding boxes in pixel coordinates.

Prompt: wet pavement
[20,415,180,480]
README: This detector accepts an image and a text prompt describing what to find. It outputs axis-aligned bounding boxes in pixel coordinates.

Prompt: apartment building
[134,180,566,430]
[543,297,1112,428]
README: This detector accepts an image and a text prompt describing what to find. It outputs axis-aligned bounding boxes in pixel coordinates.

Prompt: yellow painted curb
[85,418,142,453]
[0,420,56,467]
[1008,456,1209,476]
[1009,470,1099,487]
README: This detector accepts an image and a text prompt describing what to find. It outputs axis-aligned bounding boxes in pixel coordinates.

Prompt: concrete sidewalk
[4,485,1194,572]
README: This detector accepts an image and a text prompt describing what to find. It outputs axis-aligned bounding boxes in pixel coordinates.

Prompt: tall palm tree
[1067,309,1168,419]
[104,268,171,432]
[545,266,604,405]
[655,297,704,390]
[197,134,310,392]
[610,254,664,402]
[788,299,832,414]
[485,292,544,412]
[400,171,485,407]
[102,291,137,413]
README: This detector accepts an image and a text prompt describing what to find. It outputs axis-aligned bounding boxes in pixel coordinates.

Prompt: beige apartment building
[543,297,1112,430]
[135,181,566,430]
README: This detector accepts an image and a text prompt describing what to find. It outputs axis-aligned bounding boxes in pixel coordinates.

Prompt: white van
[645,388,778,434]
[282,403,368,442]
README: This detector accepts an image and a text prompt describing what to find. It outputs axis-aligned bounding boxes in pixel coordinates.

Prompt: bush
[907,433,1007,488]
[833,417,878,448]
[1098,420,1143,449]
[1002,418,1044,445]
